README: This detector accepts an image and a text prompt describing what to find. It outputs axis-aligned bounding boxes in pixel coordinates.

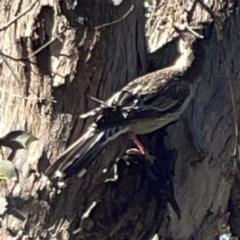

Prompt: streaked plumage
[45,30,205,180]
[46,124,130,179]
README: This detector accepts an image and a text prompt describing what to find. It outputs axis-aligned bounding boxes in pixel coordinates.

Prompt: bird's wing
[95,73,191,130]
[79,89,139,119]
[80,69,182,119]
[45,123,129,179]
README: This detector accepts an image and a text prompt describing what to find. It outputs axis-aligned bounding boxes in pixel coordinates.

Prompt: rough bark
[0,0,238,239]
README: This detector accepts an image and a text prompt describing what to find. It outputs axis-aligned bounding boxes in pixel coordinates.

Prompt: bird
[45,27,206,180]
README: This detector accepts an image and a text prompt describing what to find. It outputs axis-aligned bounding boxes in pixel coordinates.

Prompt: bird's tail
[45,124,129,180]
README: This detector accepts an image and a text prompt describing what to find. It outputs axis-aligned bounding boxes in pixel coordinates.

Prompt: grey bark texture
[0,0,238,239]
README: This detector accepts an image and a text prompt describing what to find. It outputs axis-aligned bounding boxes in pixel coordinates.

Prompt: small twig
[198,0,239,165]
[1,52,41,101]
[0,0,39,31]
[87,95,111,108]
[0,51,57,102]
[88,94,173,115]
[29,38,57,59]
[197,0,223,40]
[197,0,216,18]
[95,5,134,30]
[0,19,68,79]
[221,44,240,160]
[28,21,68,59]
[1,54,23,88]
[0,87,55,102]
[87,92,156,113]
[0,50,65,78]
[186,25,204,39]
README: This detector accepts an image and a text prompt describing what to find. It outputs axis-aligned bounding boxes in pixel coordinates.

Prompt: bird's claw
[126,148,155,164]
[126,148,143,155]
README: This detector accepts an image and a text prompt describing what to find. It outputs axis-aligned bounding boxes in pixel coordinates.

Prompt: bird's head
[172,25,205,70]
[174,25,203,54]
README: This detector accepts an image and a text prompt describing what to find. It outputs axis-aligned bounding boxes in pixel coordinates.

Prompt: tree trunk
[0,0,238,239]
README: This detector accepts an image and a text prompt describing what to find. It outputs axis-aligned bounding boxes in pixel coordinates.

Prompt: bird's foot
[126,148,154,164]
[126,148,143,155]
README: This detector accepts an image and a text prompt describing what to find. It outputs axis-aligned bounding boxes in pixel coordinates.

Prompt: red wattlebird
[45,28,205,180]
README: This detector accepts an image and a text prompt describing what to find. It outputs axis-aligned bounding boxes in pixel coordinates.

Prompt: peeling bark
[0,0,238,239]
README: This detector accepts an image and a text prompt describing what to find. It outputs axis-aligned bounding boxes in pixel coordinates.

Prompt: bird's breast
[130,83,196,135]
[130,114,179,135]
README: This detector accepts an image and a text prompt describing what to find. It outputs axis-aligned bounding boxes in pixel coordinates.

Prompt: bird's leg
[127,132,155,163]
[128,131,146,154]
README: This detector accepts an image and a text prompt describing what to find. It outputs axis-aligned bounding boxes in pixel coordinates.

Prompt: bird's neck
[174,40,205,81]
[173,47,195,72]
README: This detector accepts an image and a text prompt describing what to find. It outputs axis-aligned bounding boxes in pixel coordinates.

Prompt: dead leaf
[0,130,38,150]
[0,160,19,181]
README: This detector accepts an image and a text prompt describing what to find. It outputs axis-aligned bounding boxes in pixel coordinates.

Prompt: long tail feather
[45,124,129,180]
